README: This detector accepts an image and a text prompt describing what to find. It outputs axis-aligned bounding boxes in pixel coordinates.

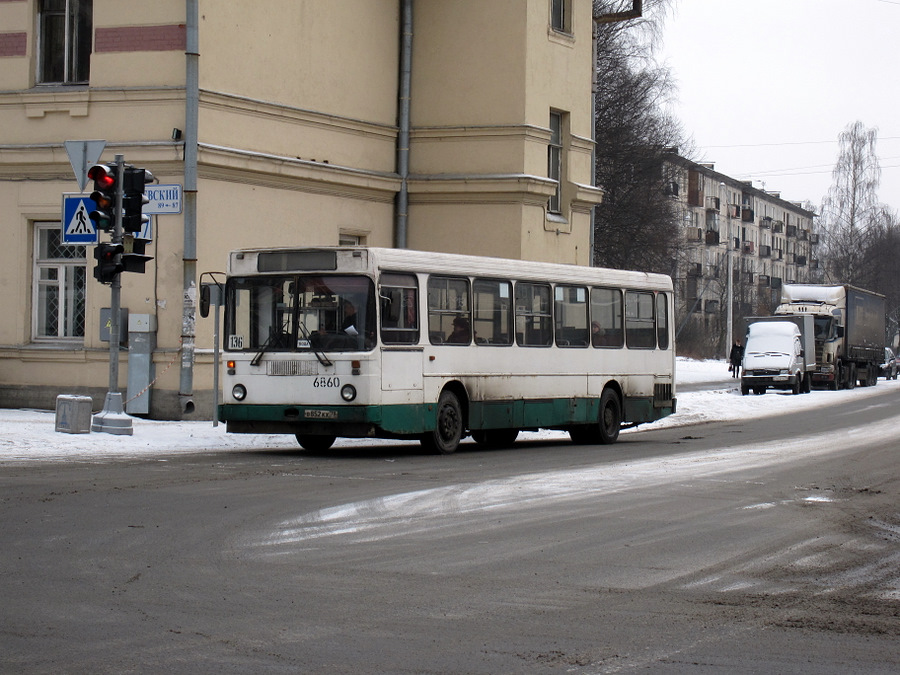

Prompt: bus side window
[656,292,669,350]
[380,273,419,344]
[515,282,552,347]
[625,290,656,349]
[428,276,471,345]
[590,287,623,348]
[474,278,512,345]
[555,285,589,347]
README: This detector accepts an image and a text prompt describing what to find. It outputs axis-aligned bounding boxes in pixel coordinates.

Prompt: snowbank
[1,358,896,463]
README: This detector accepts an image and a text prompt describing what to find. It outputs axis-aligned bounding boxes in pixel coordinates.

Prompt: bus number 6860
[312,376,340,388]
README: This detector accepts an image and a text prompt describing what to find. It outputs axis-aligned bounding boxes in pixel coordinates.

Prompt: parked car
[879,347,897,379]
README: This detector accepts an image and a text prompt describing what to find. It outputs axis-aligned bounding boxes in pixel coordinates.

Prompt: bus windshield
[225,275,376,353]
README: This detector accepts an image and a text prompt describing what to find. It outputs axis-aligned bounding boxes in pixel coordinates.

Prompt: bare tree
[591,1,686,276]
[819,121,881,285]
[861,206,900,343]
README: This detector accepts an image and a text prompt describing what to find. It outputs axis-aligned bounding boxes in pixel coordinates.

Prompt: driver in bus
[341,301,359,336]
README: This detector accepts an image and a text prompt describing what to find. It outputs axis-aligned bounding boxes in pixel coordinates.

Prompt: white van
[741,321,809,395]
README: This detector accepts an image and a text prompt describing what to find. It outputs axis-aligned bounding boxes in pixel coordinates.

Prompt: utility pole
[722,182,733,357]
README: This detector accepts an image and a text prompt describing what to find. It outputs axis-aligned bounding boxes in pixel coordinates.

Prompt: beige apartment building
[0,0,605,418]
[668,157,820,354]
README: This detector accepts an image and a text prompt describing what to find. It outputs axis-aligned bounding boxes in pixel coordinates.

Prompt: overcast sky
[659,0,900,212]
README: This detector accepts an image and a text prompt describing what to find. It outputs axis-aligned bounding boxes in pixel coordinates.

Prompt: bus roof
[227,246,673,291]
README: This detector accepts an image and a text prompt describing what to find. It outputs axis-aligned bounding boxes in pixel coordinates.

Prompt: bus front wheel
[295,434,336,452]
[422,390,464,455]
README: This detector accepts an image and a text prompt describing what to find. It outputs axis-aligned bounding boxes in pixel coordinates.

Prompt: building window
[550,0,571,33]
[38,0,92,85]
[339,232,367,246]
[33,222,86,342]
[548,111,563,214]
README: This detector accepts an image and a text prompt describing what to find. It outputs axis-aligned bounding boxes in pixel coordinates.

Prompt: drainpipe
[395,0,412,249]
[180,0,200,415]
[590,18,598,265]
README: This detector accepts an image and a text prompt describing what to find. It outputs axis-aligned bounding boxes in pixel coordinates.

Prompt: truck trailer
[774,284,885,389]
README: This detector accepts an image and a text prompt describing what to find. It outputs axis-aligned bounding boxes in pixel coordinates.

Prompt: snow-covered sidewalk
[1,358,896,463]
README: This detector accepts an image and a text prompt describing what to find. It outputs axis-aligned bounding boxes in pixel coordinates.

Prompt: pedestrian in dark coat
[729,339,744,378]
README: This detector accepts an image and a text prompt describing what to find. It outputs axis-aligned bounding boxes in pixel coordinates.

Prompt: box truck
[774,284,885,389]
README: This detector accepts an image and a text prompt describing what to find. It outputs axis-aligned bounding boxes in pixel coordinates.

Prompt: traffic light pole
[92,154,133,435]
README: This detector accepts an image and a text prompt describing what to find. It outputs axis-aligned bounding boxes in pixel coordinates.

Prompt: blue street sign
[61,193,98,245]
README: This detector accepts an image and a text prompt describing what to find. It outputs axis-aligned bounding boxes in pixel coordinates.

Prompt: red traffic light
[87,164,116,190]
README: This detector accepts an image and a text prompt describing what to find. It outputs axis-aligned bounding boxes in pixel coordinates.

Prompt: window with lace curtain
[33,223,86,342]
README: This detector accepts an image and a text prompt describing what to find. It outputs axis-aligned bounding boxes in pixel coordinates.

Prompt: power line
[701,136,900,150]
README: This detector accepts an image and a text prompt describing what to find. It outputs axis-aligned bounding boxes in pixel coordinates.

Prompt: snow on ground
[1,358,897,464]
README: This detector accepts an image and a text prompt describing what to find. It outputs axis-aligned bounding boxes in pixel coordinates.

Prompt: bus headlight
[232,384,247,401]
[340,384,357,402]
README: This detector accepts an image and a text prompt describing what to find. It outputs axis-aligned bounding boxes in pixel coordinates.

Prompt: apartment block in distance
[668,156,820,353]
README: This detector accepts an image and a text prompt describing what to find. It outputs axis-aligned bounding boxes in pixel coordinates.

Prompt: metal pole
[212,287,221,427]
[179,0,200,415]
[395,0,412,249]
[108,154,125,392]
[722,182,733,356]
[92,154,133,435]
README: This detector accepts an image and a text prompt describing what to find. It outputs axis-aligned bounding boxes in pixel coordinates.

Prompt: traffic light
[93,242,124,284]
[121,235,153,274]
[122,167,153,233]
[87,163,118,232]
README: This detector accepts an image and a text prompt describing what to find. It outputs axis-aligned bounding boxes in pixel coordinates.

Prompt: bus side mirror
[199,284,211,318]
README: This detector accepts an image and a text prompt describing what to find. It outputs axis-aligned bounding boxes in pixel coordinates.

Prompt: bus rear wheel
[422,389,463,455]
[295,434,336,452]
[571,389,621,445]
[597,389,621,444]
[472,428,518,448]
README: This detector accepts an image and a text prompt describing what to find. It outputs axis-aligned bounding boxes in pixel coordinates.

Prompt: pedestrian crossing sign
[61,193,99,245]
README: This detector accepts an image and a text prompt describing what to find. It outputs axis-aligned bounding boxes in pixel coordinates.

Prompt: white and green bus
[218,247,676,453]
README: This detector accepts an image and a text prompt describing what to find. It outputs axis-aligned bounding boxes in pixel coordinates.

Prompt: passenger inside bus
[446,316,471,343]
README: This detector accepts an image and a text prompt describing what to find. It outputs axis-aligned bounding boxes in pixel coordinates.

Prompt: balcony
[705,230,720,246]
[688,262,703,276]
[686,227,703,242]
[758,274,770,287]
[796,255,807,266]
[759,244,771,257]
[786,224,798,237]
[705,299,719,314]
[705,196,721,211]
[760,216,772,229]
[742,241,755,255]
[741,207,754,222]
[772,277,782,289]
[809,233,819,245]
[772,220,784,233]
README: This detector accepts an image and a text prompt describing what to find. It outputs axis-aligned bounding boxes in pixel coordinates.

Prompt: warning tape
[123,343,183,405]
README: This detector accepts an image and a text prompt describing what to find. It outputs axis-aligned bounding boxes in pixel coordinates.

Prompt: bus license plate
[305,409,338,420]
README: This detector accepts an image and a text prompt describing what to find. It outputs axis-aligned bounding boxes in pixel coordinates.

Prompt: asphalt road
[2,387,899,674]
